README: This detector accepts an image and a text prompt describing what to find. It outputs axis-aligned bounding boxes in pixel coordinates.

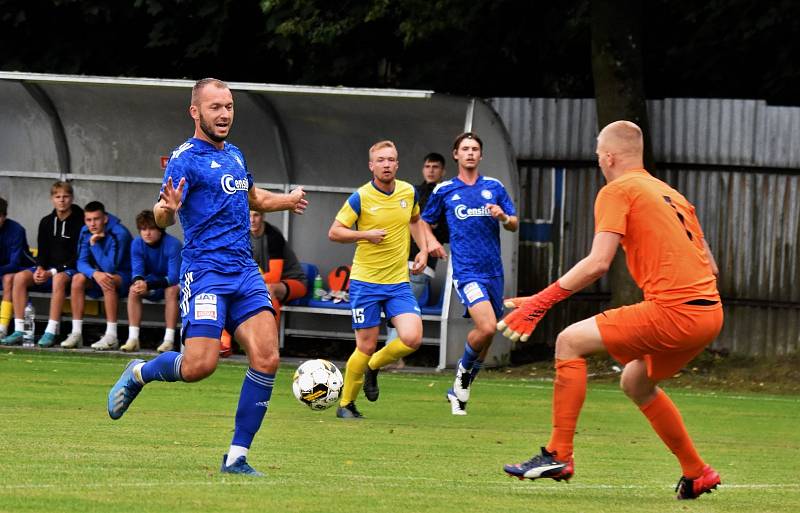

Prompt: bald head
[598,121,643,156]
[595,120,645,180]
[191,78,229,106]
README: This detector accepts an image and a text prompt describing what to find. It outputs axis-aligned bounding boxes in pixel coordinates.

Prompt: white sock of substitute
[226,446,249,467]
[14,319,25,332]
[128,326,140,340]
[105,322,117,337]
[46,320,59,335]
[163,328,175,343]
[71,319,83,334]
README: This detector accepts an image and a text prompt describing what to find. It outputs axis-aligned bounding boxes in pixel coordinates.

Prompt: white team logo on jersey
[454,204,492,220]
[481,189,493,200]
[400,199,408,208]
[451,194,461,201]
[220,174,249,194]
[210,160,222,169]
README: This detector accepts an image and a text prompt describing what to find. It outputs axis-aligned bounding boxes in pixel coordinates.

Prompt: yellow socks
[339,349,371,406]
[0,300,12,332]
[368,338,416,370]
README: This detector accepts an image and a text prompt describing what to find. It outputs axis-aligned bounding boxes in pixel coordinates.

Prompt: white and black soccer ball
[292,359,344,411]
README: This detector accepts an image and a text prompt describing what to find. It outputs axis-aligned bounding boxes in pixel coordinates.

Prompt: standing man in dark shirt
[409,153,449,300]
[2,182,82,347]
[385,153,449,352]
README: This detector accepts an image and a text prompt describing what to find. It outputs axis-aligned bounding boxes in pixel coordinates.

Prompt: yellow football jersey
[335,179,420,284]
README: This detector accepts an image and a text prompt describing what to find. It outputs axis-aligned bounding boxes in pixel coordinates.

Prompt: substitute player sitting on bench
[121,210,182,353]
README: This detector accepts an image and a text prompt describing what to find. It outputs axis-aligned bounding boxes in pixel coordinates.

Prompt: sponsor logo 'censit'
[220,174,248,195]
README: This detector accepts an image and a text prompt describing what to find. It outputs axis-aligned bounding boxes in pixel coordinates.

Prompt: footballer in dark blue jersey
[421,132,518,415]
[107,78,308,477]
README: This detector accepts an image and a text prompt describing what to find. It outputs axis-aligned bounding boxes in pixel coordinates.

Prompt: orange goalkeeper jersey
[594,169,720,307]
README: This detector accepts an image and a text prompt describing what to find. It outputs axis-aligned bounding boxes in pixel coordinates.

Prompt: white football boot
[92,334,119,351]
[120,338,140,352]
[60,332,83,349]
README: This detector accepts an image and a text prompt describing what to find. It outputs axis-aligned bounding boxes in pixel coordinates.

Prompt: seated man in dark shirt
[219,210,307,357]
[2,182,82,347]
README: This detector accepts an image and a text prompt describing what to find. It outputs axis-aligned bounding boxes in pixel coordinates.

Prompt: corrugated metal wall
[492,97,800,357]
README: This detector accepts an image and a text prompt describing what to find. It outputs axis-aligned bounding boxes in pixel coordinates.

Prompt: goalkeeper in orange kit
[498,120,723,500]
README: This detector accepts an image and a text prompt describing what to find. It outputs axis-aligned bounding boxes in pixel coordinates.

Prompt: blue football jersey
[421,175,515,281]
[161,137,256,275]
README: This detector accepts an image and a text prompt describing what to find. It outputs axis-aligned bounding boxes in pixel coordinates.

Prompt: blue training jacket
[0,218,31,276]
[76,213,132,278]
[130,233,182,287]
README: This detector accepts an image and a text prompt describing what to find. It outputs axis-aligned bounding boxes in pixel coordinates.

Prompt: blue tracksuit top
[76,213,132,278]
[0,218,29,276]
[130,233,182,286]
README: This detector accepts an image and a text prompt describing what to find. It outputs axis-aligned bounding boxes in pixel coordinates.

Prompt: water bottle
[23,301,35,347]
[313,273,325,299]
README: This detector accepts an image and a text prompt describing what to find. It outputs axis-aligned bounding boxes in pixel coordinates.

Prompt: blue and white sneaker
[37,332,57,348]
[220,455,265,477]
[446,388,467,416]
[0,331,24,346]
[107,359,145,420]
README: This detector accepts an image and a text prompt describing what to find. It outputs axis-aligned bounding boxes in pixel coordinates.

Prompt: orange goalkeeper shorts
[596,300,723,381]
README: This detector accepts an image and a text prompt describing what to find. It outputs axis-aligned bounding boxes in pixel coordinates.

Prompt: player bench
[279,263,448,354]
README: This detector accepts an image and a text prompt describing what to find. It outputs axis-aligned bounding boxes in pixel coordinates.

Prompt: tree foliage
[0,0,797,103]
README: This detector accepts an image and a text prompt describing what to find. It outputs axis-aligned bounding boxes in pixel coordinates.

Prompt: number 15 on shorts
[352,308,365,323]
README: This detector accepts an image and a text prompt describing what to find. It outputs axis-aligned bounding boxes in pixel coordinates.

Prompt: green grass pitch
[1,351,799,513]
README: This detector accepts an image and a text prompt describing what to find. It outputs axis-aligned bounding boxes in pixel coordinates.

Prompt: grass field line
[2,475,800,493]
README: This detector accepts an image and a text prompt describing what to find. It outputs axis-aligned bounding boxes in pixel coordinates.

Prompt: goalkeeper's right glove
[496,281,573,342]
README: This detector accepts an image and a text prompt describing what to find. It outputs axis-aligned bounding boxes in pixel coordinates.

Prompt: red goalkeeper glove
[496,281,573,342]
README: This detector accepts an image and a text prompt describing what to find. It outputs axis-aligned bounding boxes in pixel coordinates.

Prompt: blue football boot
[220,455,265,477]
[108,359,145,420]
[37,332,57,348]
[1,331,24,346]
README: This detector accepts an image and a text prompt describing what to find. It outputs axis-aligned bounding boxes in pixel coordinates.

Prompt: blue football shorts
[453,276,505,319]
[180,266,274,340]
[348,279,421,330]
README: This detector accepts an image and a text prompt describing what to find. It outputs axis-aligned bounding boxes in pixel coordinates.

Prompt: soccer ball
[292,359,344,411]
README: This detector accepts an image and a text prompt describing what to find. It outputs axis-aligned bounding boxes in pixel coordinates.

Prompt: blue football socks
[469,359,484,383]
[459,342,480,371]
[140,351,184,383]
[231,368,275,449]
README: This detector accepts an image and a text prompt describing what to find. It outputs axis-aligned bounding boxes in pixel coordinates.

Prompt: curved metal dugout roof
[0,71,519,367]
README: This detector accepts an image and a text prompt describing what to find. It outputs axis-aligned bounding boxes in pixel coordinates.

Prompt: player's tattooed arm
[249,186,308,214]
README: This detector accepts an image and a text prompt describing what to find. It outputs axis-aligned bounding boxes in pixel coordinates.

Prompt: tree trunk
[591,0,655,307]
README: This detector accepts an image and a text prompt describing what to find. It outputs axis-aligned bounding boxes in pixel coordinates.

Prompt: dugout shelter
[0,71,519,369]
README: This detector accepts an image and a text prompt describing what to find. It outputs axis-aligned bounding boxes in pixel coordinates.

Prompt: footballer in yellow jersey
[328,140,429,418]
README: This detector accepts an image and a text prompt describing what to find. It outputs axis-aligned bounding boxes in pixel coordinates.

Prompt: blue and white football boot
[108,359,145,420]
[220,455,265,477]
